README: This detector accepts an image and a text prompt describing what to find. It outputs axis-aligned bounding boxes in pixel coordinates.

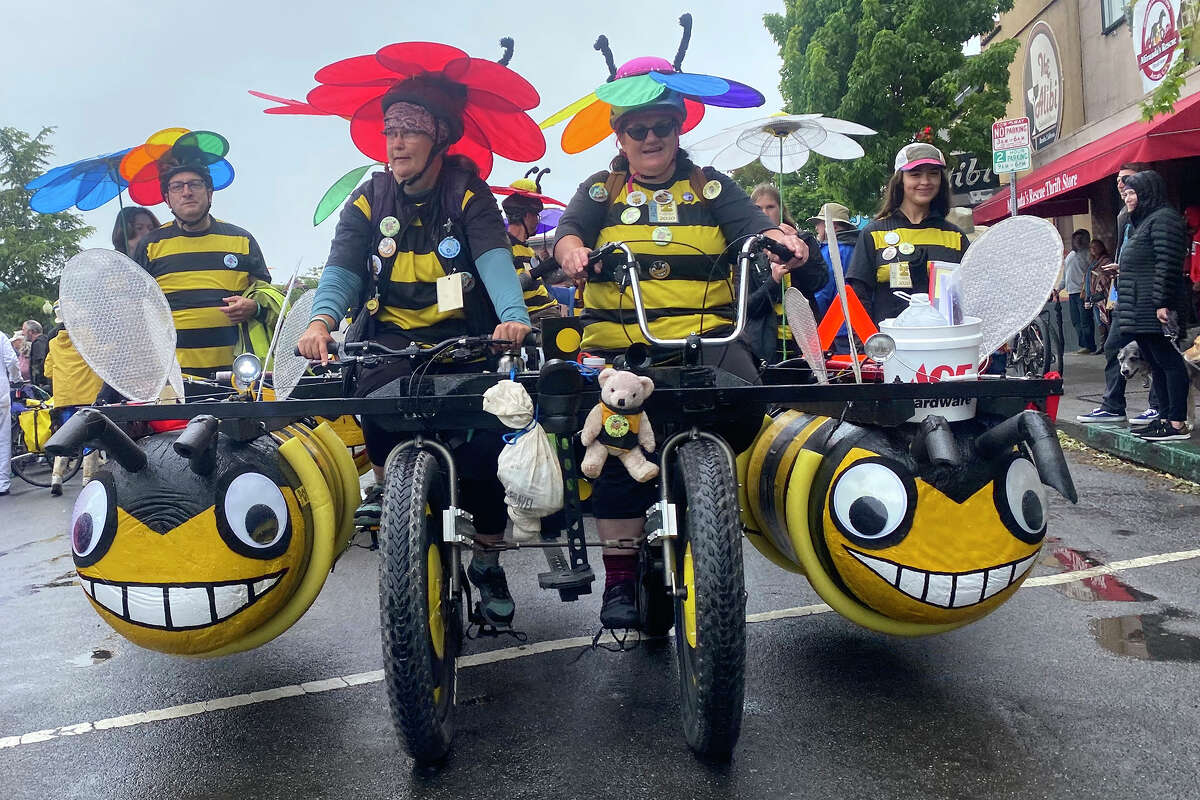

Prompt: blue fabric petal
[76,176,124,212]
[210,160,235,191]
[650,71,729,97]
[697,80,766,109]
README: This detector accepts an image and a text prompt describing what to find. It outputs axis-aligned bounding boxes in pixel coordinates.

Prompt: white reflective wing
[784,287,828,384]
[271,289,316,400]
[58,248,176,402]
[958,216,1065,360]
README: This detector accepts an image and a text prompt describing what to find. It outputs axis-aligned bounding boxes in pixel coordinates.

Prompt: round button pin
[898,242,915,255]
[370,255,383,275]
[589,183,609,202]
[460,272,476,292]
[620,206,642,225]
[702,180,723,200]
[379,216,400,237]
[378,237,397,257]
[437,237,462,259]
[881,246,898,261]
[648,260,671,279]
[651,226,673,245]
[223,253,239,269]
[884,231,900,245]
[626,190,647,207]
[653,189,673,205]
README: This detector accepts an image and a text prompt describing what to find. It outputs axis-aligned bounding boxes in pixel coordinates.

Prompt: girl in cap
[845,142,968,325]
[547,21,823,629]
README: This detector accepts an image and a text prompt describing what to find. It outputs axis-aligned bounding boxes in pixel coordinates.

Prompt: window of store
[1102,0,1126,33]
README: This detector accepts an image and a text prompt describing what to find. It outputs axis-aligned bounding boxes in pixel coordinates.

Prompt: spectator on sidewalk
[23,320,48,389]
[1077,163,1163,427]
[9,332,31,381]
[42,304,105,494]
[1060,229,1096,353]
[1113,170,1191,441]
[1085,240,1117,352]
[1,335,21,496]
[807,202,855,319]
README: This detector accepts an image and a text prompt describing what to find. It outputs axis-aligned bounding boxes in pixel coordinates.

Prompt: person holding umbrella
[846,143,968,325]
[549,26,820,628]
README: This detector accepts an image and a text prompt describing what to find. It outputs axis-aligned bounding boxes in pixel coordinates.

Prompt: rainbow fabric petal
[697,80,765,108]
[650,71,728,97]
[594,74,667,107]
[314,164,375,226]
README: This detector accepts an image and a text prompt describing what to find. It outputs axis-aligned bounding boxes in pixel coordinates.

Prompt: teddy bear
[580,367,658,482]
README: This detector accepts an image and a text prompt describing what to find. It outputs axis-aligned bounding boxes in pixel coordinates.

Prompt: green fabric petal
[594,75,667,107]
[314,165,374,226]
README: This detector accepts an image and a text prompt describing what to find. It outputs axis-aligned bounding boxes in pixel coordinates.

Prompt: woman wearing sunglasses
[550,49,824,629]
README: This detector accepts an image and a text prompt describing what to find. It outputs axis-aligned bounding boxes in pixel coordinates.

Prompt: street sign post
[992,117,1031,217]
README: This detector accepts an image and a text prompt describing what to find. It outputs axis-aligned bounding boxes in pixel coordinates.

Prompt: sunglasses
[622,121,679,141]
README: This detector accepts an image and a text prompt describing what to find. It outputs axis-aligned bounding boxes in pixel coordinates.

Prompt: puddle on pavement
[1091,608,1200,663]
[1039,538,1156,602]
[70,648,114,668]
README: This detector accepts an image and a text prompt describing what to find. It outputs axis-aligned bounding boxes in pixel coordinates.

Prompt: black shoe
[600,581,638,629]
[467,562,515,626]
[1136,420,1191,442]
[354,483,383,528]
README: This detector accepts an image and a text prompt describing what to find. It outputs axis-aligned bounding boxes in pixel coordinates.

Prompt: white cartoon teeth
[78,572,284,629]
[846,549,1038,608]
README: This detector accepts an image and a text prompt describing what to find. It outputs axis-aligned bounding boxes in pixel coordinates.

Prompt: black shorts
[590,336,763,520]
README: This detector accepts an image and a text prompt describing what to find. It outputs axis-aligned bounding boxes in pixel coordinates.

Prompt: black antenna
[673,13,693,71]
[535,167,550,193]
[498,37,514,66]
[524,166,539,179]
[594,35,617,81]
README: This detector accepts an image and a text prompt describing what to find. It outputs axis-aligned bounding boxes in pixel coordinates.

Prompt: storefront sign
[949,153,1000,207]
[1132,0,1183,93]
[1016,170,1081,209]
[1023,21,1063,151]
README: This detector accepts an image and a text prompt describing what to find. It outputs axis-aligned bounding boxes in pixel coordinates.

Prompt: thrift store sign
[1017,171,1081,209]
[1023,21,1063,151]
[1132,0,1183,93]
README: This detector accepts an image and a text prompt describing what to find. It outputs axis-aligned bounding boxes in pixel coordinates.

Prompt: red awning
[974,90,1200,225]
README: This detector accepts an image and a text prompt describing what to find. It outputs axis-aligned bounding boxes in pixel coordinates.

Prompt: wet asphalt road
[3,444,1200,800]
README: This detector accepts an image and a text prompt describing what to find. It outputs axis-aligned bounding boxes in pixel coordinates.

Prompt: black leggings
[354,333,508,537]
[1133,334,1191,423]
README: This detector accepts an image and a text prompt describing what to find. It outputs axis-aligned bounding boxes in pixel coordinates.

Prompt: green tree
[0,127,94,333]
[763,0,1018,218]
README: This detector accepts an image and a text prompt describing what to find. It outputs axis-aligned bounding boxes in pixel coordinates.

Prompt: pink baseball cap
[894,142,946,172]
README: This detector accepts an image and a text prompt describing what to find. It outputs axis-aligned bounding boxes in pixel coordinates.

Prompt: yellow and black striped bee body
[58,410,358,657]
[739,408,1076,636]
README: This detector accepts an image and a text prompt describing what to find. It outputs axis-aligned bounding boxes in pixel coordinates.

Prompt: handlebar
[293,332,539,362]
[583,234,788,349]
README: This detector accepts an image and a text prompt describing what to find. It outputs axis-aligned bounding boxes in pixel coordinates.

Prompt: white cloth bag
[482,380,563,541]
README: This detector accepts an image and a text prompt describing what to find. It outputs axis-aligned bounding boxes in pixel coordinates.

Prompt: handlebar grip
[761,237,797,261]
[586,242,618,264]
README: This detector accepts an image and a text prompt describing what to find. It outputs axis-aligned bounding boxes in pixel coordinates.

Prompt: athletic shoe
[1075,348,1093,355]
[353,483,383,528]
[1135,421,1191,441]
[1075,408,1126,424]
[50,477,63,497]
[599,581,638,629]
[1129,408,1160,429]
[467,562,515,626]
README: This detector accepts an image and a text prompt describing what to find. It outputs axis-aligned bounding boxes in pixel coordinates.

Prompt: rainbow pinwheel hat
[250,38,545,179]
[118,128,235,206]
[540,14,766,155]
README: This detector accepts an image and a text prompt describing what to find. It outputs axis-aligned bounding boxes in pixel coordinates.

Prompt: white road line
[4,546,1198,751]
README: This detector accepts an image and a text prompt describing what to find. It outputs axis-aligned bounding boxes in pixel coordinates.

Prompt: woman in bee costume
[547,15,827,629]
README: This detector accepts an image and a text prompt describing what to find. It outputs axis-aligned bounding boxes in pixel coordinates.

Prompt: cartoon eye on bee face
[740,409,1076,633]
[50,409,357,657]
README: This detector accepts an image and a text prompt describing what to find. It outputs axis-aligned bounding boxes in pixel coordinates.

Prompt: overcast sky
[1,0,789,282]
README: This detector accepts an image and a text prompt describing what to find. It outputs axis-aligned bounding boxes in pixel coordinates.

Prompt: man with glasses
[134,162,271,377]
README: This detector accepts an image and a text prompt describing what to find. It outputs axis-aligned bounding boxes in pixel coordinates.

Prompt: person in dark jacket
[1114,170,1191,441]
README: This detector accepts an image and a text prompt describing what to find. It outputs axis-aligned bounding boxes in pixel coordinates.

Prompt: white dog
[1118,338,1200,426]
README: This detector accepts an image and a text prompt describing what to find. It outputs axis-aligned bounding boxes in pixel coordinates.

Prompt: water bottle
[893,293,949,327]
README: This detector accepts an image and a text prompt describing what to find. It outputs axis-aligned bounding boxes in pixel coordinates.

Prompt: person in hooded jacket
[1114,170,1192,441]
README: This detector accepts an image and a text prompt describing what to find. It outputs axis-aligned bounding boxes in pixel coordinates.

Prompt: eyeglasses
[167,179,206,194]
[621,121,679,141]
[382,128,429,141]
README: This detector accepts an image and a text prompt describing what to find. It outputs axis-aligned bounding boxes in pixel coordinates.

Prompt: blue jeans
[1068,293,1096,351]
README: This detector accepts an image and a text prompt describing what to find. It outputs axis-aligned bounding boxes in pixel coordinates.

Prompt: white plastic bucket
[878,316,983,422]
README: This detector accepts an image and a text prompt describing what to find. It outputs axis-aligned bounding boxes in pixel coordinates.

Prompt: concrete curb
[1056,417,1200,483]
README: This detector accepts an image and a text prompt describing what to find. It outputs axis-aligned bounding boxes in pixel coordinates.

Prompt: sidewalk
[1053,350,1200,483]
